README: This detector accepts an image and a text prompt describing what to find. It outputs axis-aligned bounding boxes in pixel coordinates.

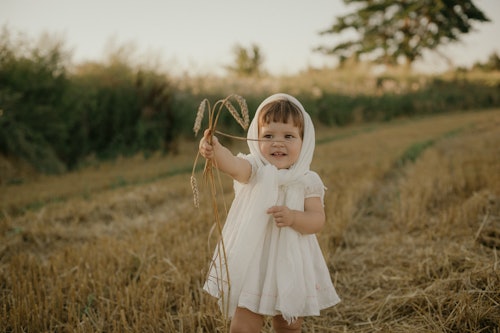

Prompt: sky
[1,0,500,76]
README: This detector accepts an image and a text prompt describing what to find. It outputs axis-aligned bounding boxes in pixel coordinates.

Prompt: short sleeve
[303,171,326,205]
[236,153,258,182]
[233,153,258,194]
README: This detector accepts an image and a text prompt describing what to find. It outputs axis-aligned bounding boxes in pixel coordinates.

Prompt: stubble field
[1,109,499,332]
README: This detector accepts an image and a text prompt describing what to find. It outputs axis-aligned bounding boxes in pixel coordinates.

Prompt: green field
[1,109,499,332]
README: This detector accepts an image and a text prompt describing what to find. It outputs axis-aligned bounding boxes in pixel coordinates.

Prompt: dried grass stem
[190,95,250,326]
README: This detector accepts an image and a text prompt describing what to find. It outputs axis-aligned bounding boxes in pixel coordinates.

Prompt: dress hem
[235,298,341,318]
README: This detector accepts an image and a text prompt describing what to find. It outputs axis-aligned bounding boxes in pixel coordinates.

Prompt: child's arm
[199,129,252,183]
[266,197,325,234]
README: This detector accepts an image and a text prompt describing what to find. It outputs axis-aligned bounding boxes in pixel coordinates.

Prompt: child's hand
[267,205,295,228]
[199,129,219,160]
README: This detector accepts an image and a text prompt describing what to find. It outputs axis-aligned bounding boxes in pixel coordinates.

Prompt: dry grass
[0,139,200,217]
[1,109,499,332]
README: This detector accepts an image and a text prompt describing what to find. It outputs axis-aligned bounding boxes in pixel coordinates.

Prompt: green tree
[473,52,500,71]
[0,28,176,173]
[317,0,490,67]
[226,43,265,77]
[0,27,70,173]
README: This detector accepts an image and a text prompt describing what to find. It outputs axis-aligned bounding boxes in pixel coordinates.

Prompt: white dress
[204,154,341,318]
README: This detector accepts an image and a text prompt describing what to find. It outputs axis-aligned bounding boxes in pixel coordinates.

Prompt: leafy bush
[314,78,499,127]
[0,29,177,172]
[0,30,69,173]
[1,28,499,175]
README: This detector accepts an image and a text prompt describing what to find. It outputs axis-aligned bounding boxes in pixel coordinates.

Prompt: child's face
[258,117,303,170]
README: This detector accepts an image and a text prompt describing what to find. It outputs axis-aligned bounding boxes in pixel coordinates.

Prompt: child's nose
[272,140,284,147]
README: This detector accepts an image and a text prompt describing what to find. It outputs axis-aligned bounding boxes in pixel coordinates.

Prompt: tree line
[0,29,183,174]
[1,31,499,175]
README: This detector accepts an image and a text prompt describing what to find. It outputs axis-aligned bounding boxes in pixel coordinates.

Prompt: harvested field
[1,109,499,332]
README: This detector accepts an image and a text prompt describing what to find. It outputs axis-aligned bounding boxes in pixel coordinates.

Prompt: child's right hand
[199,129,218,160]
[198,129,251,183]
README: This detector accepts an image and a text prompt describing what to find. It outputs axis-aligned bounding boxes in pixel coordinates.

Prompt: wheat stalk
[190,174,200,208]
[191,94,249,200]
[190,94,249,327]
[193,98,209,137]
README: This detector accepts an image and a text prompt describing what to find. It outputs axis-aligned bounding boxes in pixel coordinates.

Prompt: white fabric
[203,93,340,323]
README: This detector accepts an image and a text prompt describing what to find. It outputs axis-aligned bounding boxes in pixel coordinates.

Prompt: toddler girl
[199,93,340,332]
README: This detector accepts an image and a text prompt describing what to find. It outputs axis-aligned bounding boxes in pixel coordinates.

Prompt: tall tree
[226,43,265,77]
[317,0,490,67]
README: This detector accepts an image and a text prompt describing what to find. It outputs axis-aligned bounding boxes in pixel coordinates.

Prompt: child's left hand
[267,205,295,228]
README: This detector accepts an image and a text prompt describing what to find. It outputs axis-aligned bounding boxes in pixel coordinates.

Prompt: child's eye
[263,134,273,139]
[285,135,295,139]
